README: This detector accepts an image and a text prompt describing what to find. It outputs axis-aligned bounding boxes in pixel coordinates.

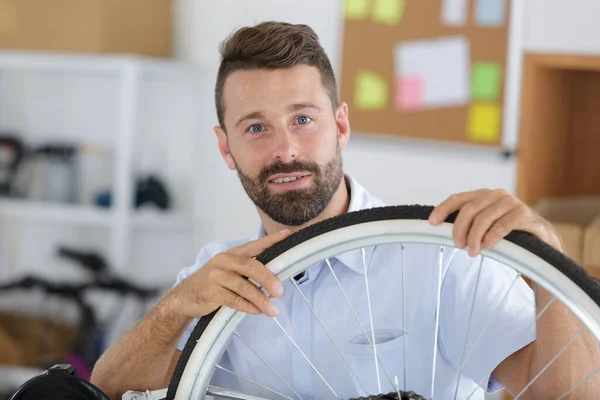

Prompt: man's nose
[272,126,298,164]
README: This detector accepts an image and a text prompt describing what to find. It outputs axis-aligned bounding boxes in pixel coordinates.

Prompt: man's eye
[249,124,263,133]
[296,116,311,125]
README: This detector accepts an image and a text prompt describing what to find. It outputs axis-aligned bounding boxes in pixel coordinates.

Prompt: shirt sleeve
[439,249,536,393]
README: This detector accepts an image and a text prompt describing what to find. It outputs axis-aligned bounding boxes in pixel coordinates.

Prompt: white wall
[175,0,520,241]
[524,0,600,54]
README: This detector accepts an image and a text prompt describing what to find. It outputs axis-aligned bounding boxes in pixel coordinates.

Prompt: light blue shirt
[174,175,536,399]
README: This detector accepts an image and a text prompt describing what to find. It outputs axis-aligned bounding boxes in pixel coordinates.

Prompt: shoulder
[173,236,255,286]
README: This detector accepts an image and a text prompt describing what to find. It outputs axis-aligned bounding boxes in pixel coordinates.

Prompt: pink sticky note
[397,76,424,111]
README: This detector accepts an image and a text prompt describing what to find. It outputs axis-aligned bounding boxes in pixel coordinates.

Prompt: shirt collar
[255,174,385,275]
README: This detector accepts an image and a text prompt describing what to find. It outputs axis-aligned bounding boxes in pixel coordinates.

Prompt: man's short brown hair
[215,21,339,130]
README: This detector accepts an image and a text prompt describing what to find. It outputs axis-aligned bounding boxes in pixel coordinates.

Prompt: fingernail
[273,281,284,297]
[268,303,279,317]
[454,240,463,249]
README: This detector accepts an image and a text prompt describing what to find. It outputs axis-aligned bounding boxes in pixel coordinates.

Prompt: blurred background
[1,0,600,399]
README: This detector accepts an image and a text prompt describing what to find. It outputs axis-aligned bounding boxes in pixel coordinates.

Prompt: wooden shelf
[517,53,600,205]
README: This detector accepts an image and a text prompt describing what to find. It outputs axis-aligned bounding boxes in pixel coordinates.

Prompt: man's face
[216,65,350,226]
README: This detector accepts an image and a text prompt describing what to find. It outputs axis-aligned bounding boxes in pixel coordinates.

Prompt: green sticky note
[372,0,406,25]
[472,62,502,100]
[354,70,389,110]
[345,0,370,20]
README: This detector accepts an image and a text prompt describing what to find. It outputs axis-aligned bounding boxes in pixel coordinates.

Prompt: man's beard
[235,151,344,226]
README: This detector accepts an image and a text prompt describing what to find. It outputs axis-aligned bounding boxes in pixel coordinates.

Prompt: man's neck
[259,176,350,235]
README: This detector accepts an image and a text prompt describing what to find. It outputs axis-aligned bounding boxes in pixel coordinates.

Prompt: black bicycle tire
[167,205,600,399]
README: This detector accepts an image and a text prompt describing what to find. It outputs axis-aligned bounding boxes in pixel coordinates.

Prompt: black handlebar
[0,275,159,300]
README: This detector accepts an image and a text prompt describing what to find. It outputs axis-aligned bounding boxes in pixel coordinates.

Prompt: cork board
[340,0,511,145]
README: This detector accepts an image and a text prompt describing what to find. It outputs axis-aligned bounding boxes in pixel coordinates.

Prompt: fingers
[466,195,520,256]
[429,189,490,225]
[186,231,292,319]
[430,189,530,257]
[213,286,263,315]
[481,206,529,252]
[219,271,279,317]
[230,229,291,258]
[226,231,290,298]
[216,253,283,298]
[451,191,502,249]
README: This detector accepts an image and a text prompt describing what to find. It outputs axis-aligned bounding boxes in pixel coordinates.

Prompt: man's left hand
[428,189,563,257]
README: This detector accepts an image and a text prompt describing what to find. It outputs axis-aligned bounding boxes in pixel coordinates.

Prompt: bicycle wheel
[167,205,600,400]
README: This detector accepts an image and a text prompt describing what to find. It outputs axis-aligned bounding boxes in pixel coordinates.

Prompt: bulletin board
[340,0,511,145]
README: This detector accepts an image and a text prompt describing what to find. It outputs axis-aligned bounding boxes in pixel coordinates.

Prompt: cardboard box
[0,311,78,368]
[0,326,23,365]
[0,0,172,56]
[534,196,600,265]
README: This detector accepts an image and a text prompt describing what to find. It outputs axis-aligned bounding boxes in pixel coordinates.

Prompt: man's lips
[268,172,312,184]
[266,173,313,190]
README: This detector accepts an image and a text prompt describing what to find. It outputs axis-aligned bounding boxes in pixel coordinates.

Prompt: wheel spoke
[513,326,587,400]
[453,271,523,381]
[290,277,369,395]
[498,296,555,345]
[207,385,279,400]
[556,364,600,399]
[430,246,445,399]
[271,317,340,398]
[325,258,400,393]
[214,365,294,400]
[452,256,484,400]
[361,247,382,394]
[447,272,522,400]
[464,295,557,400]
[401,244,407,392]
[233,331,304,400]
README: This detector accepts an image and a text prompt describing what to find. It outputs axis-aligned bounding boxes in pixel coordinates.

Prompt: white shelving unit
[0,50,203,274]
[0,198,189,229]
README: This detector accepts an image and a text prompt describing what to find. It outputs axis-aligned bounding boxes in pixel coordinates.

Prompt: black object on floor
[9,364,109,400]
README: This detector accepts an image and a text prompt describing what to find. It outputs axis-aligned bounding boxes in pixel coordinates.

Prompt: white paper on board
[442,0,469,26]
[394,36,471,109]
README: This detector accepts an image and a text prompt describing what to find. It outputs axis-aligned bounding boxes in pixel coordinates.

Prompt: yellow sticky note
[345,0,370,20]
[372,0,406,25]
[354,70,389,110]
[468,104,501,143]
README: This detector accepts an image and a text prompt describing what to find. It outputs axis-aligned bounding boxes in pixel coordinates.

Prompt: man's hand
[428,189,563,256]
[166,229,291,319]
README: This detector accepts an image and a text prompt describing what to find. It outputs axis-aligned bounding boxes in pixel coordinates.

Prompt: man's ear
[335,102,351,151]
[214,126,236,170]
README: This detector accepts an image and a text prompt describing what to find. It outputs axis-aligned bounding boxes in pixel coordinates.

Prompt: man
[91,22,600,399]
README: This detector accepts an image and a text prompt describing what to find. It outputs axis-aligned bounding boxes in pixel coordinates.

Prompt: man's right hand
[166,229,291,319]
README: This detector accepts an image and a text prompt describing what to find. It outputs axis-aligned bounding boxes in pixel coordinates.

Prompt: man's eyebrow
[235,111,265,129]
[287,103,323,113]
